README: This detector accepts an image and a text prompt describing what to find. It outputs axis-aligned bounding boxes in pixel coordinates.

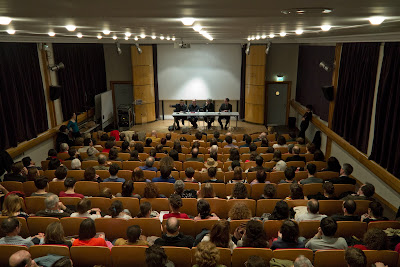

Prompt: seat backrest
[272,249,314,262]
[113,197,140,216]
[276,183,291,199]
[0,216,29,238]
[201,183,226,199]
[155,182,174,197]
[1,181,23,192]
[81,160,99,170]
[286,161,306,168]
[274,147,288,154]
[225,183,251,198]
[67,170,85,181]
[302,183,323,196]
[128,218,162,237]
[313,250,347,267]
[255,199,280,216]
[57,153,70,160]
[286,199,308,208]
[334,184,355,197]
[60,217,86,237]
[95,217,128,241]
[180,198,198,217]
[232,248,273,267]
[27,217,59,236]
[319,200,343,216]
[174,161,183,171]
[99,182,123,195]
[119,153,130,161]
[251,183,267,200]
[140,198,169,212]
[264,220,284,240]
[41,160,50,171]
[260,154,273,162]
[122,161,144,170]
[315,171,339,180]
[25,197,46,214]
[269,172,285,184]
[43,170,56,179]
[364,250,399,267]
[294,171,308,182]
[226,199,256,218]
[118,170,133,181]
[48,181,66,195]
[335,221,367,238]
[111,246,147,267]
[183,161,204,171]
[308,161,328,171]
[70,246,112,267]
[63,160,72,170]
[0,245,28,266]
[75,181,100,197]
[354,200,372,215]
[163,246,192,267]
[229,219,250,235]
[206,198,228,219]
[132,182,146,196]
[367,221,400,231]
[88,197,112,213]
[22,181,39,197]
[299,221,321,239]
[29,244,70,259]
[59,197,81,207]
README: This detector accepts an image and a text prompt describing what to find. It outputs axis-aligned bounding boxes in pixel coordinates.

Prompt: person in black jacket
[188,99,200,128]
[55,125,73,152]
[218,98,232,130]
[299,105,312,139]
[286,146,306,163]
[154,217,194,248]
[171,100,187,130]
[203,98,215,129]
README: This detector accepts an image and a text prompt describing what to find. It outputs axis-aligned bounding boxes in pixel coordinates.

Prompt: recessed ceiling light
[295,29,303,35]
[181,18,196,26]
[172,37,176,41]
[160,36,165,40]
[65,25,76,32]
[247,37,251,41]
[269,34,275,38]
[193,25,202,32]
[112,36,117,40]
[208,37,213,41]
[97,35,102,39]
[369,16,385,25]
[261,35,267,39]
[125,36,128,40]
[103,30,110,35]
[251,36,255,40]
[6,29,15,35]
[151,35,157,39]
[140,33,146,38]
[166,36,171,40]
[0,17,12,25]
[321,25,332,31]
[296,10,305,14]
[48,31,55,37]
[125,32,131,37]
[322,9,333,14]
[134,36,139,41]
[280,32,287,37]
[256,35,260,40]
[77,33,83,38]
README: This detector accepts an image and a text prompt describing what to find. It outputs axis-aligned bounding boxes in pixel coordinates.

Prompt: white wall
[157,44,242,100]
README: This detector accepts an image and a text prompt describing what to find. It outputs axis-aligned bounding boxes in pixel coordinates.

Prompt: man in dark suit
[218,98,233,130]
[329,163,356,185]
[203,98,215,129]
[286,146,306,162]
[171,100,187,130]
[188,99,200,128]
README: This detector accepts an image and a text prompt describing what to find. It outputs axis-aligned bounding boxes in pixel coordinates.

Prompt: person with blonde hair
[2,194,29,219]
[198,183,216,199]
[193,241,225,267]
[228,202,252,220]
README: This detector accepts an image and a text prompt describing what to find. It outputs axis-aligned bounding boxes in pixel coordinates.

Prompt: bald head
[226,132,232,137]
[151,130,157,137]
[9,250,37,267]
[307,199,319,214]
[166,217,180,234]
[293,145,300,155]
[210,145,218,153]
[191,148,199,158]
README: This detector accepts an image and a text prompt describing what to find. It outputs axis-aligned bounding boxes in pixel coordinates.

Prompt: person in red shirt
[59,177,84,199]
[163,194,190,220]
[72,218,108,247]
[352,228,388,251]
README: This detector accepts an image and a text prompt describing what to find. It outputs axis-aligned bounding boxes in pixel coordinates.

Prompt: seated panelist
[203,98,215,129]
[218,98,232,130]
[188,99,200,129]
[170,100,187,130]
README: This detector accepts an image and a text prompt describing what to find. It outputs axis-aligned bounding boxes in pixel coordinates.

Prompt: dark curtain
[0,43,48,150]
[370,42,400,178]
[152,44,159,120]
[239,45,246,119]
[332,43,380,153]
[53,44,107,121]
[296,45,335,121]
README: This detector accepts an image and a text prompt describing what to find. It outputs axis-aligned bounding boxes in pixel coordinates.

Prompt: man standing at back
[188,99,200,129]
[218,98,232,130]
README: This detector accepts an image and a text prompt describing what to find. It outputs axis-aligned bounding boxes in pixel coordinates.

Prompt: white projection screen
[157,44,241,100]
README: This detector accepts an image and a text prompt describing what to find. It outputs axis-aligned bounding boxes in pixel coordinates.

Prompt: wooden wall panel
[245,85,265,105]
[244,103,264,124]
[131,45,156,124]
[245,45,266,124]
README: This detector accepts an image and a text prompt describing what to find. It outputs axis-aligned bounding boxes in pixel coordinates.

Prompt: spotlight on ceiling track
[319,61,333,72]
[135,43,142,54]
[295,29,303,35]
[77,33,83,38]
[280,32,287,37]
[112,36,117,40]
[48,32,56,37]
[103,30,111,35]
[369,16,385,25]
[65,25,76,32]
[181,18,196,26]
[266,41,271,54]
[245,42,251,55]
[115,41,122,55]
[320,25,332,31]
[7,29,15,35]
[49,62,65,71]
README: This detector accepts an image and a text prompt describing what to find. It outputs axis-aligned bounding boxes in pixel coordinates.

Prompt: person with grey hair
[295,199,327,222]
[203,98,215,129]
[83,146,98,161]
[154,217,194,248]
[93,154,110,170]
[139,157,157,171]
[35,194,73,218]
[174,180,197,198]
[59,143,69,153]
[293,255,313,267]
[71,158,81,170]
[286,145,306,162]
[209,144,218,154]
[329,163,356,185]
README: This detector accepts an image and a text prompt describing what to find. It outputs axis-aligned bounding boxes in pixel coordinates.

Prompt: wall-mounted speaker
[50,85,61,100]
[321,86,334,101]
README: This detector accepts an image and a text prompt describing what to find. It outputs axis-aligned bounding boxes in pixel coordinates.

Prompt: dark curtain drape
[332,43,380,153]
[296,45,335,121]
[53,44,107,121]
[370,42,400,178]
[239,45,246,119]
[152,44,159,120]
[0,43,48,149]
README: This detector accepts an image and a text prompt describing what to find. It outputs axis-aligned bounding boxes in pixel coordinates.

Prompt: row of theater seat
[4,245,398,267]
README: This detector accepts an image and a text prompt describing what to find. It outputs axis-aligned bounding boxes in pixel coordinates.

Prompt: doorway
[266,81,291,126]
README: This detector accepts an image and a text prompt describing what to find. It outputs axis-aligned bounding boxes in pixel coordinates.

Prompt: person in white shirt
[295,199,327,222]
[71,198,102,220]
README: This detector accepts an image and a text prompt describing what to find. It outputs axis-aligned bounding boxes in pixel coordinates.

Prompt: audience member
[103,164,125,182]
[228,148,240,162]
[2,194,29,219]
[115,225,149,246]
[279,167,296,183]
[163,194,190,219]
[51,256,73,267]
[230,183,248,199]
[194,199,219,221]
[132,167,151,182]
[260,184,277,199]
[201,220,236,251]
[250,169,268,185]
[83,147,98,161]
[183,167,198,183]
[248,156,266,172]
[169,149,179,161]
[136,201,159,219]
[224,136,238,149]
[345,247,366,267]
[8,250,39,267]
[59,177,85,198]
[293,255,313,267]
[331,200,360,221]
[229,167,246,184]
[273,160,287,172]
[27,167,40,181]
[273,136,287,148]
[186,148,204,162]
[129,150,141,161]
[240,134,252,148]
[71,198,101,220]
[227,160,241,172]
[53,166,68,182]
[307,182,337,200]
[48,158,62,170]
[116,180,140,198]
[105,200,132,219]
[78,138,99,154]
[296,199,327,222]
[93,154,110,170]
[145,244,175,267]
[245,255,267,267]
[268,200,290,220]
[134,142,144,153]
[198,183,217,198]
[313,150,325,161]
[4,162,27,182]
[153,165,176,183]
[228,203,252,220]
[108,147,123,161]
[362,201,388,223]
[83,167,102,182]
[174,180,197,198]
[36,194,73,218]
[0,217,38,247]
[31,177,53,197]
[102,140,115,153]
[286,146,306,162]
[59,143,69,154]
[321,156,341,173]
[306,143,316,154]
[342,183,375,201]
[286,183,304,200]
[305,217,348,250]
[99,187,114,199]
[143,182,163,198]
[204,167,223,183]
[193,241,223,267]
[72,218,108,247]
[329,163,356,185]
[140,157,157,171]
[300,164,323,185]
[271,220,305,249]
[70,158,82,170]
[353,228,388,251]
[44,222,72,248]
[238,220,268,248]
[155,217,194,248]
